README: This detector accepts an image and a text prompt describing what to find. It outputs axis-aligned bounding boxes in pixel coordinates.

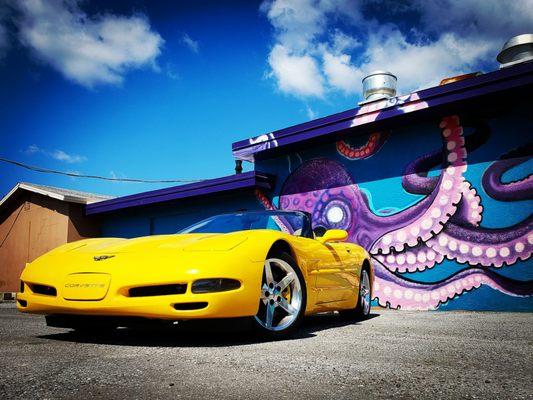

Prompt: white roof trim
[0,183,106,209]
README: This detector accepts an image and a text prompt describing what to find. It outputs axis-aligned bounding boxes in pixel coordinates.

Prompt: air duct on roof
[497,34,533,68]
[360,71,397,105]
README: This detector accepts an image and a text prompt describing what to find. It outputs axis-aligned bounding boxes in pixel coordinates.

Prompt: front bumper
[17,255,264,320]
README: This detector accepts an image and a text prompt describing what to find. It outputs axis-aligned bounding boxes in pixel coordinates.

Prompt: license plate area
[63,273,111,301]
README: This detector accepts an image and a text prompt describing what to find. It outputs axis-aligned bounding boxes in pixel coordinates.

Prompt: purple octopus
[258,115,533,310]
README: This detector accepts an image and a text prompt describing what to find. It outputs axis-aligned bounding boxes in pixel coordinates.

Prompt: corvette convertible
[17,210,373,336]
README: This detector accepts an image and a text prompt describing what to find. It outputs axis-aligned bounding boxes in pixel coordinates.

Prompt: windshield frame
[178,210,313,238]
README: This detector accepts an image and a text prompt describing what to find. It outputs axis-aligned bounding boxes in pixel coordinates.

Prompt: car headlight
[191,278,241,293]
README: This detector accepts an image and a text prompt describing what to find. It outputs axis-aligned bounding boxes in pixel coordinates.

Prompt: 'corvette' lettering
[65,283,105,288]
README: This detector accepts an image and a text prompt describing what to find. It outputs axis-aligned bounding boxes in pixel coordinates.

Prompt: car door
[292,236,353,307]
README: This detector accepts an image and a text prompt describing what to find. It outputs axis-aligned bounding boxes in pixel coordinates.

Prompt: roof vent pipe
[361,71,397,104]
[497,34,533,68]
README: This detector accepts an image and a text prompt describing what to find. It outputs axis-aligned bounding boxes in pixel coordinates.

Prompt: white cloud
[15,0,164,88]
[360,28,493,91]
[414,0,533,42]
[181,33,199,53]
[50,149,86,163]
[322,52,362,94]
[261,0,533,99]
[268,44,325,97]
[24,144,87,163]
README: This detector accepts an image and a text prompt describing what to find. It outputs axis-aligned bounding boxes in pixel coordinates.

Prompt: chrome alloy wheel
[255,258,303,332]
[360,269,371,316]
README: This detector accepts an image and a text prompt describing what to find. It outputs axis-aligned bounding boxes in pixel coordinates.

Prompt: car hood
[54,232,249,255]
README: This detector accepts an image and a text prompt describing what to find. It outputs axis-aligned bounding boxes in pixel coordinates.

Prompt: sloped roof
[0,182,114,209]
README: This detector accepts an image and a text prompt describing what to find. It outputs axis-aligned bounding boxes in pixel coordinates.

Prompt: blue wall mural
[254,108,532,311]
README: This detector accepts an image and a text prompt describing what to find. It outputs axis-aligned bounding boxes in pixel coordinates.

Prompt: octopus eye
[322,200,352,230]
[326,206,344,224]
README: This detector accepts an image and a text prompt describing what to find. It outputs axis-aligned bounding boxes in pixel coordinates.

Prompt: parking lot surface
[0,304,532,399]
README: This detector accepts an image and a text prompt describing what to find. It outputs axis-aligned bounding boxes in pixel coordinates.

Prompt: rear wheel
[339,268,371,320]
[254,252,306,337]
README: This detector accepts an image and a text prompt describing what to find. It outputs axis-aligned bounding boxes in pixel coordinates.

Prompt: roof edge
[85,171,274,216]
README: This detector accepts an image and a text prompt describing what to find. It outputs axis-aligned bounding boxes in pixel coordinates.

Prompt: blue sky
[1,0,531,198]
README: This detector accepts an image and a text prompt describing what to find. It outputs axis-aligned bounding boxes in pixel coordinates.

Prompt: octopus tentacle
[371,116,467,255]
[426,215,533,267]
[255,189,275,210]
[336,132,389,160]
[255,189,293,234]
[482,144,533,201]
[451,181,483,226]
[402,150,441,195]
[401,120,490,196]
[374,242,444,273]
[372,262,533,310]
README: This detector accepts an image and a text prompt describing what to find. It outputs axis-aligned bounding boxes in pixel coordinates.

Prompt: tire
[339,267,371,321]
[253,252,307,337]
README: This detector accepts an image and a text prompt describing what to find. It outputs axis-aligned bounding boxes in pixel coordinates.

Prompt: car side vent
[128,284,187,297]
[30,284,57,296]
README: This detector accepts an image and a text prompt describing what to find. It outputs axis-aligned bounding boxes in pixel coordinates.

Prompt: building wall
[0,193,100,292]
[254,105,532,311]
[100,190,262,238]
[0,193,69,292]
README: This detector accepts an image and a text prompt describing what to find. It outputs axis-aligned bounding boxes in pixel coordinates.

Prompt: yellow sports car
[17,210,373,336]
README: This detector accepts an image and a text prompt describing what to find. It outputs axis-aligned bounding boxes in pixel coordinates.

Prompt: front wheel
[254,252,306,337]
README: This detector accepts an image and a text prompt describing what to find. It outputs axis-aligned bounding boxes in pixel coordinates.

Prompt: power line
[0,156,205,183]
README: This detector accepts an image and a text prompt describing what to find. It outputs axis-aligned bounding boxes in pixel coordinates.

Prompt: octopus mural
[256,115,533,310]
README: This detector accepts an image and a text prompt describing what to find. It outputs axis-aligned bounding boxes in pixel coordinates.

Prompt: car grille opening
[128,284,187,297]
[174,302,208,310]
[30,283,57,296]
[17,299,27,307]
[20,280,25,293]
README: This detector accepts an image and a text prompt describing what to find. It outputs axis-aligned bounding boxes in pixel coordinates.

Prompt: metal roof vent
[497,34,533,68]
[360,71,397,105]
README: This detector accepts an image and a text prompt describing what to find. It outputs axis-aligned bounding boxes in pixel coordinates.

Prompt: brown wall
[0,192,100,292]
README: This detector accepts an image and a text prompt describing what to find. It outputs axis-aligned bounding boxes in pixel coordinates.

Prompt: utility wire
[0,204,23,248]
[0,156,205,183]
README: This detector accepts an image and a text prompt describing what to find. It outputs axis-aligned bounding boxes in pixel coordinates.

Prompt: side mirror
[317,229,348,244]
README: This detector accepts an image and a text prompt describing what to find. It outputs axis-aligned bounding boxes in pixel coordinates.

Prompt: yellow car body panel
[17,230,372,320]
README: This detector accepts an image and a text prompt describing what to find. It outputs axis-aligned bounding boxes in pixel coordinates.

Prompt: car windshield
[178,211,312,237]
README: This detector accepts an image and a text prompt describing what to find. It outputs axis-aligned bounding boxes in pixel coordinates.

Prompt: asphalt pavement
[0,303,532,399]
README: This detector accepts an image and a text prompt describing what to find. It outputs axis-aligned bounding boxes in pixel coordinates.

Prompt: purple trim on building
[86,171,274,215]
[232,61,533,161]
